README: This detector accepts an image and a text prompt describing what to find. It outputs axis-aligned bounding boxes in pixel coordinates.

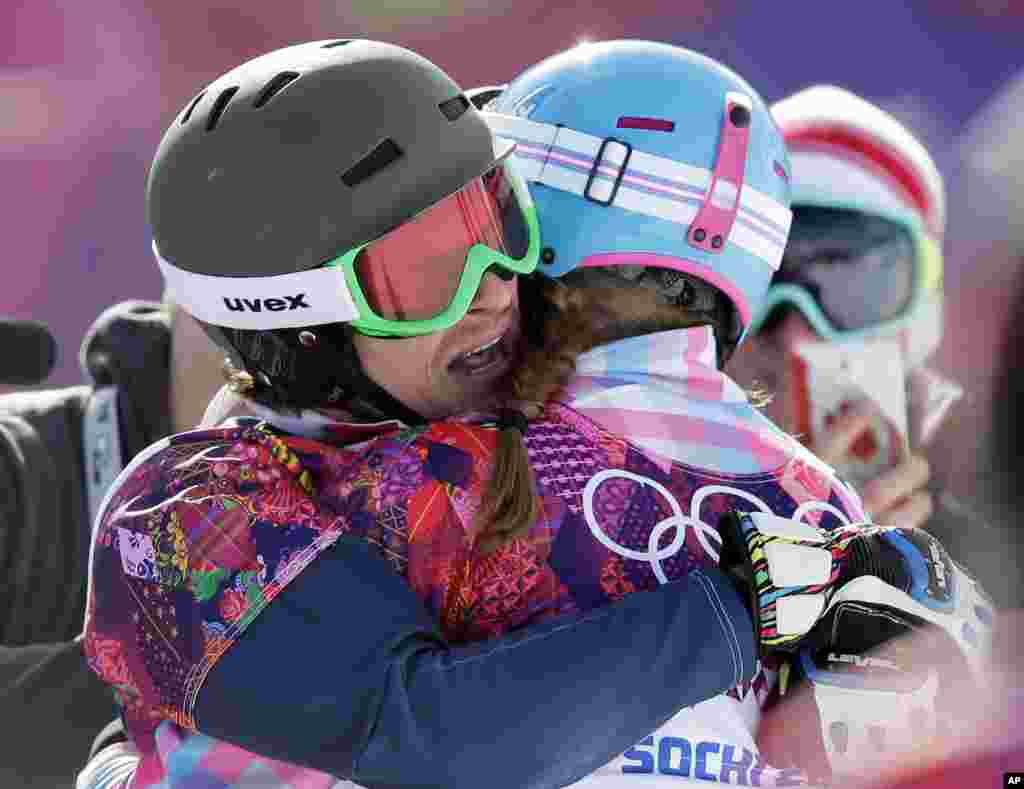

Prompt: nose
[469,270,517,315]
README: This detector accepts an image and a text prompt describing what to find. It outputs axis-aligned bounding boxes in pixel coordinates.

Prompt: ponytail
[474,408,541,554]
[474,279,597,553]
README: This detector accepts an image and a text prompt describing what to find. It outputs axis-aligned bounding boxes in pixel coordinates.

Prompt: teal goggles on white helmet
[761,85,946,362]
[751,201,942,343]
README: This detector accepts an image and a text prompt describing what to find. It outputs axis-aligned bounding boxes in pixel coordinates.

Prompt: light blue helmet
[482,41,792,346]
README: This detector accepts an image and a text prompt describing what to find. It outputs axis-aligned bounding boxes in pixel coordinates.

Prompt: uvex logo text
[223,294,310,313]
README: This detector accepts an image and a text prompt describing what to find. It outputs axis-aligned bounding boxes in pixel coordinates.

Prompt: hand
[809,402,933,527]
[859,452,932,527]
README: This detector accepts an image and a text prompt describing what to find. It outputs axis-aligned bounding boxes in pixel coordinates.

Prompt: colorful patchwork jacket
[82,326,866,789]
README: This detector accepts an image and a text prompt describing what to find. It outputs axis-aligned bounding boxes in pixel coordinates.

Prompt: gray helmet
[149,40,507,421]
[151,38,505,279]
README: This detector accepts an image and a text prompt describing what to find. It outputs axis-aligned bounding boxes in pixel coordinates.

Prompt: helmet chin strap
[343,381,429,427]
[285,323,430,427]
[204,322,427,428]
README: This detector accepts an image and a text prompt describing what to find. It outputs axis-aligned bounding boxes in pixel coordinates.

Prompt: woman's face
[351,271,523,419]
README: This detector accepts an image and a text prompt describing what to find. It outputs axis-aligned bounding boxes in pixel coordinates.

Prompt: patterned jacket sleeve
[197,535,757,789]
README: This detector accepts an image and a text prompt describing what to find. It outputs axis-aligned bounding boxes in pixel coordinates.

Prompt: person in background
[729,85,944,529]
[726,86,1013,606]
[0,297,226,789]
[1,298,224,644]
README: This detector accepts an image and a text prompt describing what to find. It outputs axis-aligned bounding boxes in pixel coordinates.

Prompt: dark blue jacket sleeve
[197,536,755,789]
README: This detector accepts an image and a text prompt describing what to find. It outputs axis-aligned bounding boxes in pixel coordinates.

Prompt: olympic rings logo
[581,469,853,585]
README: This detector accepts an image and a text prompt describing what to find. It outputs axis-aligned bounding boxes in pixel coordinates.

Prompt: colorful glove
[719,511,996,782]
[717,511,993,666]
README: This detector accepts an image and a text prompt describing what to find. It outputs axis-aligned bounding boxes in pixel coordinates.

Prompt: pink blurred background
[3,0,1023,515]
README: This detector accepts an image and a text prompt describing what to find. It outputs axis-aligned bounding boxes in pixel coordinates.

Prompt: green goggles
[325,155,540,337]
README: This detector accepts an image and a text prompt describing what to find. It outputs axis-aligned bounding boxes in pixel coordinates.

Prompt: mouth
[448,328,515,377]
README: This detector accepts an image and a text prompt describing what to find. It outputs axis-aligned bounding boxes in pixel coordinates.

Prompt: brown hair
[473,273,714,553]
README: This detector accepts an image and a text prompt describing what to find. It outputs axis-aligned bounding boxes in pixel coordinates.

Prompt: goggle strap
[155,244,361,330]
[482,109,791,272]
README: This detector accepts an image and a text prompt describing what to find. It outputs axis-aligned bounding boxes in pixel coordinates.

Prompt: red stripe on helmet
[784,124,936,234]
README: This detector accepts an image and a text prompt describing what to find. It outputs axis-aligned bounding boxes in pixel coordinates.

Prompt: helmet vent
[467,86,505,110]
[439,94,470,122]
[205,86,240,131]
[321,39,352,48]
[253,71,300,108]
[341,138,404,187]
[180,91,206,125]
